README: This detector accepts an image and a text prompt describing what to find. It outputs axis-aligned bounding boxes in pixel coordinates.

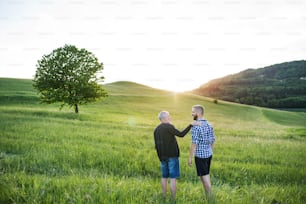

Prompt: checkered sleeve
[191,126,200,144]
[208,125,215,144]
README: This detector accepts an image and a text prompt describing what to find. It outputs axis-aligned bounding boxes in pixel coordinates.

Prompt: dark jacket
[154,123,192,161]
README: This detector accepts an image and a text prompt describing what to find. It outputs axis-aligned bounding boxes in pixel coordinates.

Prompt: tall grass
[0,78,305,203]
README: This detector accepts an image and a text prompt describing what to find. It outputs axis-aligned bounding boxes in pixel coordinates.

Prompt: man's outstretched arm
[170,124,192,137]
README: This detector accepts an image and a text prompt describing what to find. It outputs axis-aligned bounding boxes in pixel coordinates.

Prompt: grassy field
[0,77,305,203]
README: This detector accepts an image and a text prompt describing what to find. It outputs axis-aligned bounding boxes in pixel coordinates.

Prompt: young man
[188,105,215,198]
[154,111,193,200]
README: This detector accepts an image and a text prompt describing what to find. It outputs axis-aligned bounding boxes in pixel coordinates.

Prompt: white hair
[158,111,169,120]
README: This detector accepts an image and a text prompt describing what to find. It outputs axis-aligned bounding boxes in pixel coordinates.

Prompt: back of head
[192,105,204,116]
[158,111,170,121]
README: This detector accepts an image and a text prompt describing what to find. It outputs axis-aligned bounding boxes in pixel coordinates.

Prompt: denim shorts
[160,157,180,178]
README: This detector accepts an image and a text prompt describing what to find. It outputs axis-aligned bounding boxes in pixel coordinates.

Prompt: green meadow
[0,77,305,203]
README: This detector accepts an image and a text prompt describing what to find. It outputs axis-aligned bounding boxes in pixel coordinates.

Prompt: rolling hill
[192,60,306,109]
[0,78,305,203]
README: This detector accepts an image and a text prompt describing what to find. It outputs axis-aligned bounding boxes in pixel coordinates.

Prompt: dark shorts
[195,156,212,176]
[160,157,180,178]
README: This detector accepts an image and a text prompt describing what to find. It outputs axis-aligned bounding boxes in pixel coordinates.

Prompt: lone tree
[33,44,107,113]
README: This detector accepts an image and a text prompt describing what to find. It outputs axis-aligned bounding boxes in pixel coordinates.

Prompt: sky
[0,0,305,92]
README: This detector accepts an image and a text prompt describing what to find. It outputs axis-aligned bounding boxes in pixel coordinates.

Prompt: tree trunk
[74,104,79,114]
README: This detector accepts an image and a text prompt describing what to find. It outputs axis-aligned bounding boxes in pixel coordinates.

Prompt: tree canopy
[33,44,107,113]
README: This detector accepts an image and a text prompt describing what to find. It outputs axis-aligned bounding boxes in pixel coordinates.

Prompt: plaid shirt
[192,119,215,158]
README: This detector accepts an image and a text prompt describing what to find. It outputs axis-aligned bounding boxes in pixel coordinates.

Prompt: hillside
[0,78,305,203]
[192,60,306,109]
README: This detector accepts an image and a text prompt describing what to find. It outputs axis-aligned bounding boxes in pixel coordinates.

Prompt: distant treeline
[193,60,306,108]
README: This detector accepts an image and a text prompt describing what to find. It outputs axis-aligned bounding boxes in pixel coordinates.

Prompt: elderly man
[154,111,193,200]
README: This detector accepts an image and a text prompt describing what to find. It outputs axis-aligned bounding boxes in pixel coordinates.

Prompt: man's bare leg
[161,178,168,198]
[200,175,212,197]
[170,178,177,200]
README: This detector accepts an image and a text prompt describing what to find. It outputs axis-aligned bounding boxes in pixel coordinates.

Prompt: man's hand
[211,143,214,152]
[188,157,193,166]
[191,121,201,126]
